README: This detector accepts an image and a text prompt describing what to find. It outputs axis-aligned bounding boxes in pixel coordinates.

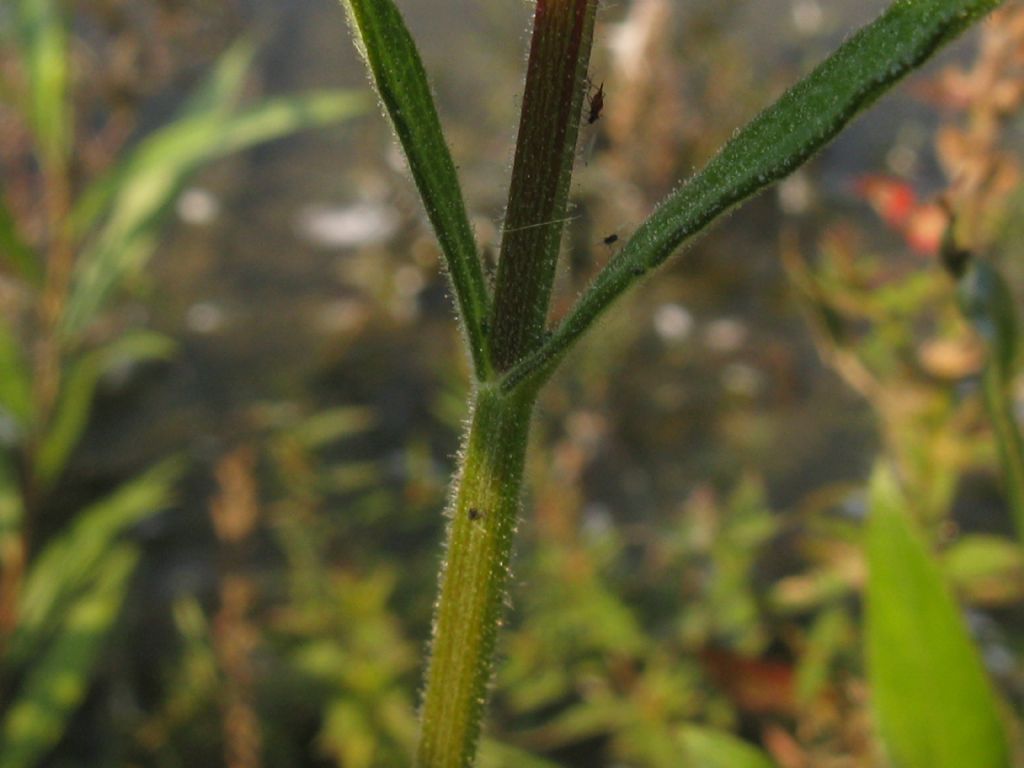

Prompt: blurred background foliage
[1,0,1024,765]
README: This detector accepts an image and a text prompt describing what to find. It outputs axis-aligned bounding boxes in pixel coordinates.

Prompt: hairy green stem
[417,385,536,767]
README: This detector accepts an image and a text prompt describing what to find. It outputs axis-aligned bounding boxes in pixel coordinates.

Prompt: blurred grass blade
[866,466,1010,768]
[34,331,177,486]
[6,459,181,669]
[14,0,70,167]
[0,546,139,768]
[502,0,1003,391]
[0,456,24,597]
[341,0,493,379]
[0,319,34,431]
[0,187,41,285]
[956,260,1024,542]
[181,36,256,117]
[477,740,562,768]
[679,725,778,768]
[943,534,1024,605]
[64,90,367,334]
[71,38,257,233]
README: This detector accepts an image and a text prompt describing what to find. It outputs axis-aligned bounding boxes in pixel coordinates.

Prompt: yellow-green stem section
[417,384,536,767]
[982,365,1024,544]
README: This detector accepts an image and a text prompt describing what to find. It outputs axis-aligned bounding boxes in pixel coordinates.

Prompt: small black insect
[603,233,619,246]
[468,507,482,521]
[586,80,605,125]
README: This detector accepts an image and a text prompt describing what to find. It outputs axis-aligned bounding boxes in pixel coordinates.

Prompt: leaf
[13,0,70,167]
[0,546,138,768]
[0,455,24,588]
[679,725,778,768]
[69,39,257,236]
[65,87,368,334]
[866,465,1010,768]
[0,186,41,286]
[0,318,33,432]
[341,0,492,379]
[942,534,1024,605]
[477,740,562,768]
[502,0,1003,392]
[5,459,181,670]
[34,331,177,486]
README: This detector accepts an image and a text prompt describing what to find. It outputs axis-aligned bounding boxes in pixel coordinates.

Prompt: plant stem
[982,363,1024,544]
[489,0,597,371]
[417,384,536,767]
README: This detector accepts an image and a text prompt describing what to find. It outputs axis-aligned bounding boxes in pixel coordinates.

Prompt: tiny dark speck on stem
[468,507,481,520]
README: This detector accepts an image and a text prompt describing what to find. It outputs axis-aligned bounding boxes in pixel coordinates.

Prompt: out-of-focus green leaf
[943,534,1024,605]
[866,466,1010,768]
[0,188,41,285]
[0,319,33,431]
[0,546,138,768]
[477,740,562,768]
[6,459,181,669]
[34,331,176,486]
[290,407,374,449]
[341,0,492,379]
[957,260,1024,543]
[14,0,69,167]
[65,89,368,334]
[181,37,256,118]
[796,607,852,705]
[503,0,1003,392]
[679,725,777,768]
[70,39,257,234]
[0,456,24,585]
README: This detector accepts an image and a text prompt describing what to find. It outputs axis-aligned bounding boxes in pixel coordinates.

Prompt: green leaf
[502,0,1003,392]
[0,455,24,586]
[34,331,177,486]
[6,459,181,670]
[65,88,368,334]
[13,0,70,167]
[0,318,33,432]
[0,186,41,285]
[0,546,138,768]
[679,725,777,768]
[943,534,1024,604]
[341,0,493,379]
[70,39,257,235]
[866,466,1010,768]
[477,740,562,768]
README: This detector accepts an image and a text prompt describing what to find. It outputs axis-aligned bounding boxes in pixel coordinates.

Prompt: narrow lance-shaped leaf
[70,37,259,235]
[34,331,177,487]
[680,725,778,768]
[340,0,493,379]
[0,319,34,431]
[866,465,1010,768]
[502,0,1004,392]
[0,547,140,768]
[64,90,368,335]
[0,185,42,286]
[14,0,70,168]
[6,458,181,669]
